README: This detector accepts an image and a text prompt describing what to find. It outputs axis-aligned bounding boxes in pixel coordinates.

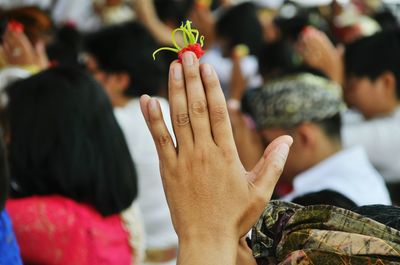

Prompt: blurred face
[217,37,231,58]
[85,55,109,88]
[261,128,305,182]
[85,54,128,107]
[344,75,392,119]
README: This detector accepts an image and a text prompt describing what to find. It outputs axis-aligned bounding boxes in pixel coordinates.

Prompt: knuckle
[194,148,209,163]
[191,100,208,115]
[210,106,227,123]
[204,77,219,88]
[175,113,190,127]
[185,69,199,81]
[158,133,171,147]
[269,160,284,175]
[220,147,237,163]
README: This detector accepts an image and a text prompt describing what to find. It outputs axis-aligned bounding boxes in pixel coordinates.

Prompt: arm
[133,0,183,46]
[228,49,264,170]
[296,27,344,85]
[140,51,292,265]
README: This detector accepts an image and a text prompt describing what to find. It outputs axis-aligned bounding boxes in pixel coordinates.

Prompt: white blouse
[114,98,178,252]
[283,147,392,206]
[342,108,400,183]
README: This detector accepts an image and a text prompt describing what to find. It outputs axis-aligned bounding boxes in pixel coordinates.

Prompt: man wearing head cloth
[245,72,391,206]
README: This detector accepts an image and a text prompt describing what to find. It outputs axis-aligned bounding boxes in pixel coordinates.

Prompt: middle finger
[181,52,212,144]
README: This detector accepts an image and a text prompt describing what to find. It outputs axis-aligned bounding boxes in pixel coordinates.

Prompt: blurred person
[243,72,391,206]
[282,26,400,204]
[202,1,263,95]
[4,67,140,265]
[92,0,136,26]
[344,30,400,204]
[330,0,381,43]
[84,22,177,265]
[133,0,194,49]
[46,24,83,67]
[0,6,54,45]
[0,8,50,93]
[215,1,263,57]
[296,26,344,84]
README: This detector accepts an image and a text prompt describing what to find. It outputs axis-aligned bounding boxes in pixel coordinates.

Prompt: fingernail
[173,64,182,80]
[149,98,158,111]
[183,52,194,66]
[276,143,290,159]
[202,63,212,76]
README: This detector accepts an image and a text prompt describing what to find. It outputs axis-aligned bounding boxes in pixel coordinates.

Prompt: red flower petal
[178,44,205,63]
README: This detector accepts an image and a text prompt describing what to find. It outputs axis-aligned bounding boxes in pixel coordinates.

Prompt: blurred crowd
[0,0,399,264]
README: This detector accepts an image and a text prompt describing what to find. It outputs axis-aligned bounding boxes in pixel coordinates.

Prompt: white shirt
[342,108,400,183]
[0,67,33,107]
[283,147,391,206]
[114,98,178,251]
[201,46,263,95]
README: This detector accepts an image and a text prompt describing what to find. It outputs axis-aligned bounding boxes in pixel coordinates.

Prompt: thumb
[251,135,293,197]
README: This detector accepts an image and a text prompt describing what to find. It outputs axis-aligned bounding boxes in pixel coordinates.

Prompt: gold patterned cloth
[251,201,400,264]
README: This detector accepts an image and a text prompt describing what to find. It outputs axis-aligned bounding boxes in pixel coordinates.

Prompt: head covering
[245,73,345,128]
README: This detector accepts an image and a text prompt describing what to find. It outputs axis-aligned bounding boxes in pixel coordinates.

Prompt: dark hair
[0,16,7,43]
[273,4,331,43]
[154,0,194,26]
[314,113,342,142]
[345,30,400,98]
[84,22,166,97]
[6,67,137,216]
[292,189,357,210]
[47,24,83,67]
[216,2,263,55]
[373,8,399,31]
[352,204,400,230]
[257,41,302,80]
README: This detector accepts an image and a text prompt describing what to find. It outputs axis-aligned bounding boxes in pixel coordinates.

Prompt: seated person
[244,72,391,206]
[344,30,400,203]
[4,67,139,265]
[6,195,132,265]
[202,2,263,94]
[84,22,177,265]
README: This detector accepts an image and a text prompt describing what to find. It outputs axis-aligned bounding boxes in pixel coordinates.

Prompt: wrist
[178,232,238,265]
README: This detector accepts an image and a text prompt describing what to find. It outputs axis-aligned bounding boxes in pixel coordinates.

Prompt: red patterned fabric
[6,196,133,265]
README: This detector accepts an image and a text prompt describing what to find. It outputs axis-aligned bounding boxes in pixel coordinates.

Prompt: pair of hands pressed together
[297,27,344,85]
[140,52,292,265]
[2,28,48,69]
